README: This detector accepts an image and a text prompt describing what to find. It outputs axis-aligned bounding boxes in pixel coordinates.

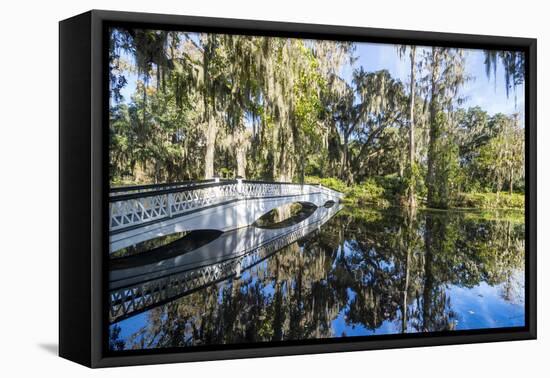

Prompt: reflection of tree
[416,213,458,331]
[399,206,421,332]
[109,324,125,351]
[113,208,525,349]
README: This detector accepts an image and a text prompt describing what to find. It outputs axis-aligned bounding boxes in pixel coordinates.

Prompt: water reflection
[109,206,525,351]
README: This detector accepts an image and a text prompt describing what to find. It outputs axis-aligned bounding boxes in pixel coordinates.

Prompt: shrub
[305,176,349,194]
[350,179,390,207]
[305,175,392,207]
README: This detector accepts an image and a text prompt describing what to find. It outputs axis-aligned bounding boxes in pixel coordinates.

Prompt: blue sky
[117,34,524,118]
[343,42,524,117]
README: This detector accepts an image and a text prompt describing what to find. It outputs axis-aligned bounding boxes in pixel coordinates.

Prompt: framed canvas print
[59,10,536,368]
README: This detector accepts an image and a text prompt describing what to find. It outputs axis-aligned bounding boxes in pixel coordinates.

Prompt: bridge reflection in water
[108,201,342,323]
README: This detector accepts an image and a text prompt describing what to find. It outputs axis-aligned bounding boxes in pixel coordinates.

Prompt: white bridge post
[233,176,248,228]
[236,176,243,196]
[167,193,173,217]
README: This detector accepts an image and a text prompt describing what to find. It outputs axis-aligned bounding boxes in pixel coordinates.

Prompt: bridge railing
[110,179,217,197]
[109,180,343,233]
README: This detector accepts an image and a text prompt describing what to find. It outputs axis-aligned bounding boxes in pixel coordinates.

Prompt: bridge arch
[253,201,317,229]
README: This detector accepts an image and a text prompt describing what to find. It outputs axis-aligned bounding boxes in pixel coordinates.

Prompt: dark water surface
[109,205,525,351]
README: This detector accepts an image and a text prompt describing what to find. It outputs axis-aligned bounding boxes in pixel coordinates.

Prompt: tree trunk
[236,150,247,178]
[340,134,349,180]
[235,128,248,178]
[142,77,148,128]
[408,46,417,209]
[278,130,294,182]
[427,48,441,208]
[204,117,217,179]
[299,154,305,185]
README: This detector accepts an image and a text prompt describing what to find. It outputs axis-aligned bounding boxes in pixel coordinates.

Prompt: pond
[108,205,525,351]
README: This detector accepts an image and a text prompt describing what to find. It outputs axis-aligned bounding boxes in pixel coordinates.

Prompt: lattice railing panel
[110,181,342,233]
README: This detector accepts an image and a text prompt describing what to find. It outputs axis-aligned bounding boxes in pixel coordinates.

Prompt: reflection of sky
[115,312,147,341]
[448,279,525,330]
[112,258,525,345]
[330,271,525,337]
[115,32,524,119]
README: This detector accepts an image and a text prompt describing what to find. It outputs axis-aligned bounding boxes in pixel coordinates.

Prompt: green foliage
[427,112,461,209]
[473,114,524,194]
[371,175,406,200]
[306,175,405,208]
[305,176,348,193]
[403,162,425,200]
[108,28,525,211]
[348,179,390,207]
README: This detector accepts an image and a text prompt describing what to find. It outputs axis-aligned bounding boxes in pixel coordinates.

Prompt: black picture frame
[59,9,537,368]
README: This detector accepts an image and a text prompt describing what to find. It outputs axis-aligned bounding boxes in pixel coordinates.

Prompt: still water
[108,205,525,351]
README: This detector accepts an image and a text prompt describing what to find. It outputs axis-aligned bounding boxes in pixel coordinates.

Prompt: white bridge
[109,179,344,253]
